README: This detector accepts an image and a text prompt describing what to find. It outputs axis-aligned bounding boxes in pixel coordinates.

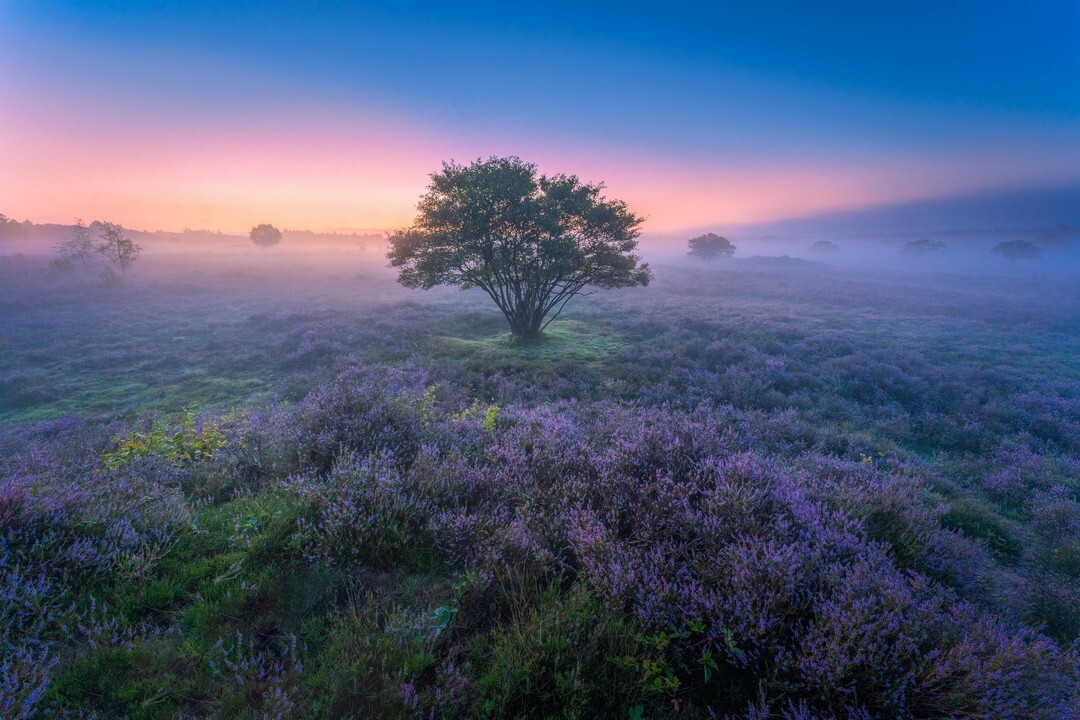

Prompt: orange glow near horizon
[3,98,1076,236]
[1,101,444,233]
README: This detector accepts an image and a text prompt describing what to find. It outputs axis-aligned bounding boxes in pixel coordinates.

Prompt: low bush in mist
[900,239,946,256]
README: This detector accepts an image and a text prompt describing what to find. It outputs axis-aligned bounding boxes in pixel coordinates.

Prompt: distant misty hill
[747,178,1080,237]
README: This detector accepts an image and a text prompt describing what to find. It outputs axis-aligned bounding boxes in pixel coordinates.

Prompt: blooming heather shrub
[1029,490,1080,567]
[289,449,445,570]
[67,596,163,656]
[408,400,1079,717]
[805,457,967,580]
[412,658,471,719]
[0,645,57,720]
[0,419,194,716]
[912,607,1080,719]
[170,405,314,502]
[0,417,120,472]
[1011,391,1080,453]
[571,453,862,672]
[0,564,60,717]
[2,459,188,589]
[980,446,1080,509]
[426,404,654,574]
[2,346,1079,718]
[795,555,946,714]
[202,403,301,487]
[286,367,429,474]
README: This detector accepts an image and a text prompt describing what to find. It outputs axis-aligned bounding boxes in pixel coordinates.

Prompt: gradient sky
[2,1,1078,233]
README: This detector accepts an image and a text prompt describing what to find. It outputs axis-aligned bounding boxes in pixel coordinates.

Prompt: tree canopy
[387,156,652,340]
[250,223,283,248]
[687,233,736,261]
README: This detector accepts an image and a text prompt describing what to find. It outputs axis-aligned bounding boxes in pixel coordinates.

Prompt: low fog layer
[4,217,1080,279]
[3,223,1078,424]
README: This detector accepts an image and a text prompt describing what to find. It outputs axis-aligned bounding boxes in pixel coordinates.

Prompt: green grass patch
[942,498,1025,562]
[431,319,626,372]
[1042,539,1080,577]
[47,637,203,720]
[462,582,644,720]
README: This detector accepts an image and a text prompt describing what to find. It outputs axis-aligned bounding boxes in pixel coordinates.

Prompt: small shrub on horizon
[992,238,1041,261]
[900,238,945,256]
[687,232,736,262]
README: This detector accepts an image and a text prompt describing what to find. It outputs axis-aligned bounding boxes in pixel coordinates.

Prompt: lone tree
[901,238,945,256]
[97,222,142,280]
[56,218,96,270]
[687,233,735,261]
[992,239,1040,260]
[388,156,652,340]
[250,223,282,248]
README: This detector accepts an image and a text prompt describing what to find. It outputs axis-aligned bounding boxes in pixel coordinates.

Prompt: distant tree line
[0,213,28,239]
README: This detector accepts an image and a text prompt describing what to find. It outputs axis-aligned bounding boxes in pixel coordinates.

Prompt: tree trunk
[509,316,543,341]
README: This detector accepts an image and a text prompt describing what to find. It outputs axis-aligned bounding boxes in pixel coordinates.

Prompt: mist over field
[3,1,1080,718]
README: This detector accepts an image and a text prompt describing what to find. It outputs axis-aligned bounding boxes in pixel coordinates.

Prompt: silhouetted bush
[992,238,1041,260]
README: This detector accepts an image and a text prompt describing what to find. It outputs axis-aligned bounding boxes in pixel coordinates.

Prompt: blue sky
[2,1,1078,232]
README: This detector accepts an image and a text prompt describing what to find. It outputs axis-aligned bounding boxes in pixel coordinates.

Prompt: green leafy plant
[418,387,439,426]
[425,605,458,641]
[103,410,231,469]
[453,400,501,431]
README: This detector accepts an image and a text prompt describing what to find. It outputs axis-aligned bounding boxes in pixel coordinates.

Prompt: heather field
[2,250,1079,719]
